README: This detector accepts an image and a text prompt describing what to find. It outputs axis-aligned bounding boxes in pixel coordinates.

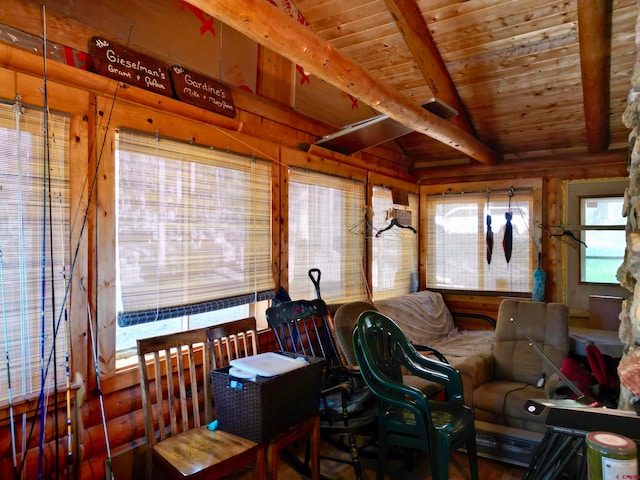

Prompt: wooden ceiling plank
[439,21,579,61]
[427,0,577,50]
[189,0,502,165]
[331,28,407,54]
[295,0,383,25]
[382,0,475,134]
[308,8,392,39]
[453,52,582,90]
[577,0,611,152]
[447,36,579,78]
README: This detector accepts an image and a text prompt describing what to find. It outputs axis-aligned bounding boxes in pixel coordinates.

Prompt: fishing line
[213,126,279,165]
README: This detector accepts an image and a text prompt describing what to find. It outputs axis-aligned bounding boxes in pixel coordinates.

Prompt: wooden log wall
[0,2,631,479]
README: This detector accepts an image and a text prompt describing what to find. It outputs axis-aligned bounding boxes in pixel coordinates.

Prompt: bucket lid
[586,432,637,453]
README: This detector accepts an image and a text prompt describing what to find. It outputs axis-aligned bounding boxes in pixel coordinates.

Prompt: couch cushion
[374,290,456,345]
[493,300,569,385]
[473,381,548,433]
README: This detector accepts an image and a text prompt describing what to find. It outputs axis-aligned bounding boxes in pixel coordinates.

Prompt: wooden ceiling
[3,0,634,180]
[192,0,636,180]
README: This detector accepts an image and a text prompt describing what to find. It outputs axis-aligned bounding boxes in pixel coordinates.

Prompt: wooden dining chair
[137,328,265,480]
[206,318,320,480]
[206,317,259,369]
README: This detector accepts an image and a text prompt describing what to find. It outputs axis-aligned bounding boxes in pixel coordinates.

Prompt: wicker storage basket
[211,351,325,442]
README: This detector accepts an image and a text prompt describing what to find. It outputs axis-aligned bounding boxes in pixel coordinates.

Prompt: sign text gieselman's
[90,37,172,97]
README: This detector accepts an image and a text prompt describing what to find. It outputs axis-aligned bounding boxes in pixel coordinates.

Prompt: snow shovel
[308,268,322,299]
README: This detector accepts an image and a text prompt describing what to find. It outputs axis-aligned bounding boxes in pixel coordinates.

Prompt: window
[115,130,273,354]
[580,196,625,283]
[425,188,534,293]
[565,180,627,314]
[288,168,365,303]
[372,186,418,300]
[0,101,69,403]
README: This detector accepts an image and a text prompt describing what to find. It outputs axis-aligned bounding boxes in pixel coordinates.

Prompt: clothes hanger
[549,228,587,247]
[375,218,417,237]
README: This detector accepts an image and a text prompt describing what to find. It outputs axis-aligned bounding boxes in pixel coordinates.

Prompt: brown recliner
[471,299,569,433]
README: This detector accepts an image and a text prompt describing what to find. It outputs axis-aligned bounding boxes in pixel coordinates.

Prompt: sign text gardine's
[170,65,236,118]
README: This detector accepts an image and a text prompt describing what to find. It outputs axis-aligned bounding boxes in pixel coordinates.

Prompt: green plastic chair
[353,310,479,480]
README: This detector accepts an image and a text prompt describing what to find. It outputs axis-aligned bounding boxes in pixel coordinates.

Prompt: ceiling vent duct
[304,98,458,155]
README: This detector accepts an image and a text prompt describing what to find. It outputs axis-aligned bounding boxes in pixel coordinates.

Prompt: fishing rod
[509,317,600,413]
[1,193,19,480]
[37,5,50,478]
[15,93,31,480]
[86,294,114,480]
[18,19,136,480]
[42,5,68,477]
[43,95,74,480]
[56,147,73,480]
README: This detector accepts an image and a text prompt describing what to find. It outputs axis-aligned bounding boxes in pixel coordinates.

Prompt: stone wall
[617,7,640,411]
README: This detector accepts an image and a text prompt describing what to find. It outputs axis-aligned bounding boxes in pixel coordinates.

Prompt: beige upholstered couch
[334,291,569,434]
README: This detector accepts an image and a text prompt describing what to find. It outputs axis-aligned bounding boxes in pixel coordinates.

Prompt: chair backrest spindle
[206,317,258,369]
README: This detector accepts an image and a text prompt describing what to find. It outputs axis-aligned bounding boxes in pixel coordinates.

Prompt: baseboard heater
[466,421,543,467]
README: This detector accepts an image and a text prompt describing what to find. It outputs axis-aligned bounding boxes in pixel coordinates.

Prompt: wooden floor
[271,435,528,480]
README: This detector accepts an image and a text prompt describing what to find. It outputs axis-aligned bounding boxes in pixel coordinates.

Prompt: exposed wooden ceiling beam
[189,0,501,166]
[414,150,627,183]
[382,0,476,136]
[577,0,611,152]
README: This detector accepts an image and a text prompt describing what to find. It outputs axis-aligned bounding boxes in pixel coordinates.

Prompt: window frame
[579,195,625,284]
[96,98,280,381]
[371,186,419,300]
[565,179,628,315]
[420,178,542,295]
[113,129,274,358]
[0,85,88,408]
[286,166,366,303]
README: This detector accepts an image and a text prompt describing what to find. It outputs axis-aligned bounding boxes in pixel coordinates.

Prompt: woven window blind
[288,168,365,303]
[372,187,418,300]
[0,101,69,403]
[116,129,273,326]
[425,189,533,292]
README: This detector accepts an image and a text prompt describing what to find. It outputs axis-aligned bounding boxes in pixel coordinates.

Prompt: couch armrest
[544,373,561,398]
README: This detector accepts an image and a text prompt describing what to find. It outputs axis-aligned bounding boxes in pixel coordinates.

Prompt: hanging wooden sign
[169,65,236,118]
[89,37,172,97]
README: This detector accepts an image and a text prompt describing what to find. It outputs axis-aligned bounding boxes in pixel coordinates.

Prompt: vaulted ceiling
[191,0,636,180]
[3,0,634,182]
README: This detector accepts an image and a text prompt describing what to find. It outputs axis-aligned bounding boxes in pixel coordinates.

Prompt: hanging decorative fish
[486,214,494,265]
[503,187,514,263]
[503,211,513,263]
